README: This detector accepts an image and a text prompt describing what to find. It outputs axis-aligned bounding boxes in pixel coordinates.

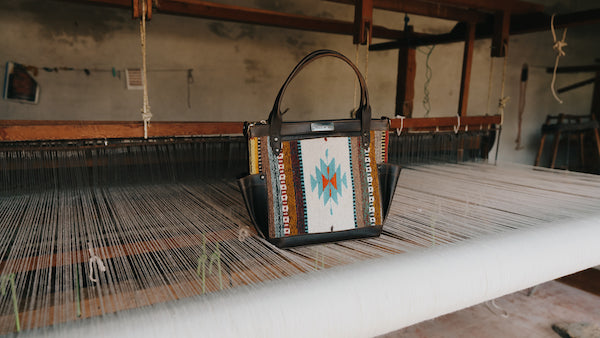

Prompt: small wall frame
[3,62,40,104]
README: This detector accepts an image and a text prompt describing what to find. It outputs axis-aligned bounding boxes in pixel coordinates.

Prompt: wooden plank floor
[381,278,600,338]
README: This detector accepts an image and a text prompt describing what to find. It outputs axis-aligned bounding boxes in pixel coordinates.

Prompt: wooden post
[591,71,600,121]
[550,114,565,169]
[132,0,152,19]
[353,0,373,44]
[457,22,476,117]
[491,10,510,57]
[395,26,416,117]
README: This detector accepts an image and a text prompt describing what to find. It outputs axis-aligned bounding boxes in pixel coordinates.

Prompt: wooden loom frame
[0,116,501,141]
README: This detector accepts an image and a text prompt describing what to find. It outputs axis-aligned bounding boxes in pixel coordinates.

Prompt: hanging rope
[485,299,510,318]
[395,114,405,135]
[140,0,152,139]
[187,69,194,109]
[418,45,435,116]
[486,53,494,115]
[453,114,461,134]
[550,13,567,104]
[497,43,510,125]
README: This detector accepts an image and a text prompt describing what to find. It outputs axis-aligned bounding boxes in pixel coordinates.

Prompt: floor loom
[1,118,600,337]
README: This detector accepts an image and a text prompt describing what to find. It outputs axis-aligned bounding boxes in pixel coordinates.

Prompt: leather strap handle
[268,49,371,155]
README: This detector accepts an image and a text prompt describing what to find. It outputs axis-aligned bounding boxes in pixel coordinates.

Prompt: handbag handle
[268,49,371,155]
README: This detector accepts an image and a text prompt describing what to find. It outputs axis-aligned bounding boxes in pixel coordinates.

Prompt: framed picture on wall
[3,61,40,104]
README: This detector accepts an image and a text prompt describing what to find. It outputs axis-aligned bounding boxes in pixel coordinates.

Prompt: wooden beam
[428,0,543,14]
[326,0,487,23]
[546,65,600,74]
[592,72,600,122]
[371,9,600,51]
[389,115,501,129]
[62,0,411,40]
[0,121,244,141]
[132,0,152,19]
[458,22,475,117]
[491,10,510,57]
[0,117,500,142]
[395,26,416,117]
[557,268,600,297]
[512,8,600,34]
[156,0,407,40]
[353,0,373,45]
[557,76,599,94]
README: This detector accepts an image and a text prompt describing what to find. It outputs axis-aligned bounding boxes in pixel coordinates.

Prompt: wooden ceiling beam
[370,9,600,50]
[156,0,410,40]
[353,0,373,44]
[326,0,487,23]
[62,0,413,40]
[421,0,543,14]
[491,10,510,57]
[0,117,501,141]
[545,65,600,74]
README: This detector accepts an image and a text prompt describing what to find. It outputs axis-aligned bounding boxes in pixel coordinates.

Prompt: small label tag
[311,122,335,132]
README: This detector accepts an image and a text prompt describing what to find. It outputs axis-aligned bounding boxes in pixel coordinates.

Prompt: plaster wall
[0,0,599,165]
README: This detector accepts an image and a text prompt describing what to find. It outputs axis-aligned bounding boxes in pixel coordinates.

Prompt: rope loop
[238,225,252,242]
[395,115,405,136]
[453,114,461,134]
[550,13,567,104]
[88,242,106,283]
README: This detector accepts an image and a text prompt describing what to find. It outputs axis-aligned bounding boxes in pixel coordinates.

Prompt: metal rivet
[273,137,279,141]
[275,148,280,152]
[260,174,265,180]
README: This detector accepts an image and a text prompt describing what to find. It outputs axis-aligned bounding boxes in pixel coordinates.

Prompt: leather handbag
[239,49,401,248]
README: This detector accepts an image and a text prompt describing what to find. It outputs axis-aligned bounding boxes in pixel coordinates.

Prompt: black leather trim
[249,119,389,138]
[268,226,383,248]
[377,163,401,221]
[237,174,269,239]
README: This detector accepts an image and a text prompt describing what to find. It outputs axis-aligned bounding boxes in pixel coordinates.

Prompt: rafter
[370,9,600,50]
[422,0,543,14]
[63,0,415,40]
[326,0,487,23]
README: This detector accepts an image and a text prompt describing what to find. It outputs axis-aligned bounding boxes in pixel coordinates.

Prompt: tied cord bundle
[1,142,600,335]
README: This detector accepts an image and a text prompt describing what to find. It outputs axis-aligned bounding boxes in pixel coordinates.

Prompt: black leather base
[238,163,401,248]
[267,225,383,248]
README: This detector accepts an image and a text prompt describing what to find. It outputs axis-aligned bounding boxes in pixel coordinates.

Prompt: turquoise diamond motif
[310,150,348,214]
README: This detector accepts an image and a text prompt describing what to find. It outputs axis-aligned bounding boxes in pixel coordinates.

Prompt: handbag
[239,49,401,248]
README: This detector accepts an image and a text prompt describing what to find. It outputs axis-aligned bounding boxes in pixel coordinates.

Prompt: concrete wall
[1,0,599,165]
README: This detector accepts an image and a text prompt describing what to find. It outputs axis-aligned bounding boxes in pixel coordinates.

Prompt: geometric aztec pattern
[310,149,348,215]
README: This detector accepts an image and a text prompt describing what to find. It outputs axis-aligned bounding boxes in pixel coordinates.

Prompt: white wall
[1,0,599,165]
